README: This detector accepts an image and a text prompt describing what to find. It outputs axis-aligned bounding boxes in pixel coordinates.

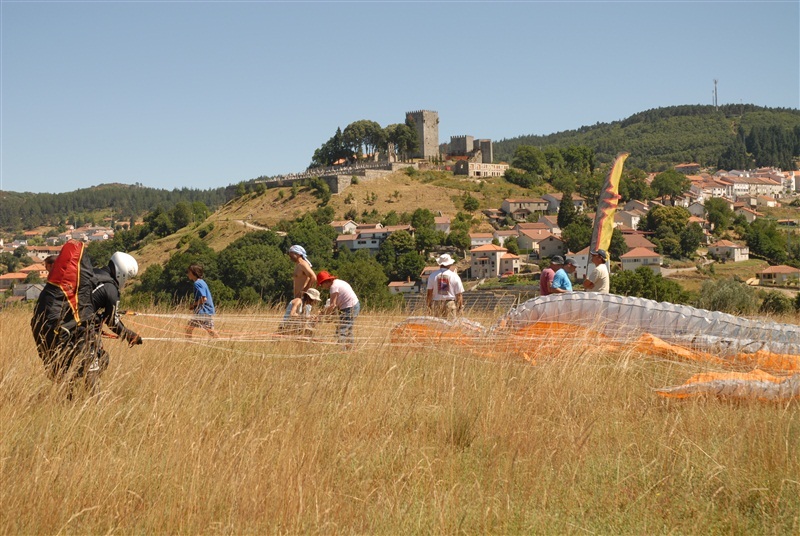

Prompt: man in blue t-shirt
[185,264,218,338]
[551,258,577,293]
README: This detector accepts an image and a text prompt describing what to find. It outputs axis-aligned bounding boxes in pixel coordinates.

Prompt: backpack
[39,239,99,326]
[31,240,102,376]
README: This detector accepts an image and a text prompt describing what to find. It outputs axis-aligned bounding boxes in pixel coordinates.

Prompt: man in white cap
[426,253,464,319]
[583,249,610,294]
[287,244,316,300]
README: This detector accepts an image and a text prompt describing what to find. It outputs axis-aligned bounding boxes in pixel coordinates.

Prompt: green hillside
[493,104,800,171]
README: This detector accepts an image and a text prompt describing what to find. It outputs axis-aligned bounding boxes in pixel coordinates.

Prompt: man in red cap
[317,270,360,349]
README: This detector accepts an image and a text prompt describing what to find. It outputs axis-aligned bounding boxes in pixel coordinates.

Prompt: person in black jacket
[32,250,142,397]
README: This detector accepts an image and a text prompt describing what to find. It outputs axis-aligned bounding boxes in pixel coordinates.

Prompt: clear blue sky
[2,1,798,194]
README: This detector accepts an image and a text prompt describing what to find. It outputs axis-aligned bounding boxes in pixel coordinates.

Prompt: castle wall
[479,139,493,164]
[450,135,474,156]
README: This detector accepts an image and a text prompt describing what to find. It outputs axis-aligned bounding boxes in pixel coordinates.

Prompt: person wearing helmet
[75,251,142,394]
[31,245,142,397]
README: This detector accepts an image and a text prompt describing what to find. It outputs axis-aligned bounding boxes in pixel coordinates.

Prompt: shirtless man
[288,244,316,299]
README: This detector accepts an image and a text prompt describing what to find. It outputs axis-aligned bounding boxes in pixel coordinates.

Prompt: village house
[0,272,28,291]
[536,215,562,236]
[571,247,591,280]
[469,233,494,247]
[514,222,548,232]
[734,205,762,224]
[516,229,566,260]
[614,210,643,230]
[482,209,505,227]
[756,265,800,286]
[420,265,439,282]
[541,193,585,214]
[620,247,662,274]
[12,283,44,301]
[621,232,657,252]
[454,161,510,178]
[492,229,519,247]
[434,216,451,234]
[500,198,548,222]
[624,199,650,213]
[20,263,48,280]
[388,280,421,295]
[756,195,781,208]
[707,240,749,262]
[469,244,520,278]
[687,201,707,218]
[335,224,413,255]
[330,220,358,235]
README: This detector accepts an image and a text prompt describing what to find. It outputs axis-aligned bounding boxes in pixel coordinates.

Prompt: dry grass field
[1,305,799,534]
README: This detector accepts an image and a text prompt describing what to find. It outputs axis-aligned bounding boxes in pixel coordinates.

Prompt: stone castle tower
[405,110,439,160]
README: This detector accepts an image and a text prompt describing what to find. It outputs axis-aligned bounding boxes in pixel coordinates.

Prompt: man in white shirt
[583,249,610,294]
[426,253,464,319]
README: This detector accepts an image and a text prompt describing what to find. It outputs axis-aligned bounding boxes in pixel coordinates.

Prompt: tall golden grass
[1,306,798,534]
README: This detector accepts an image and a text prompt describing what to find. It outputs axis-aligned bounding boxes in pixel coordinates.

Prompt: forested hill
[493,104,800,171]
[0,183,235,230]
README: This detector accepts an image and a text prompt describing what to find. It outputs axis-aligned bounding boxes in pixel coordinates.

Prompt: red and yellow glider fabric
[590,152,629,253]
[656,370,800,402]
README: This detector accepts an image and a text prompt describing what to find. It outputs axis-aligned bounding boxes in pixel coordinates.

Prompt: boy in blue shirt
[551,258,576,293]
[186,264,218,338]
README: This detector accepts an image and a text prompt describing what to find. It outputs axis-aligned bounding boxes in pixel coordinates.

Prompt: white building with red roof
[708,240,749,262]
[469,244,519,278]
[620,247,662,274]
[469,233,494,247]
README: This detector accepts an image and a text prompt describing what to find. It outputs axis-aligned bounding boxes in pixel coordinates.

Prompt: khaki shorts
[431,300,457,319]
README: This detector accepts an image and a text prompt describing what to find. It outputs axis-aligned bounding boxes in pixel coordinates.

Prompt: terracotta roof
[622,234,657,250]
[501,253,520,259]
[0,272,28,280]
[621,247,661,258]
[470,244,507,252]
[735,206,763,216]
[503,197,547,203]
[759,265,800,274]
[710,240,744,248]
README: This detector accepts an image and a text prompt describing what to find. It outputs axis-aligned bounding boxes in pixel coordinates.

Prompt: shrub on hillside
[759,291,794,315]
[695,279,758,315]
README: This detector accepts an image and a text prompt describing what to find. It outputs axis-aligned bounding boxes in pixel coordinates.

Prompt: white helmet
[110,251,138,288]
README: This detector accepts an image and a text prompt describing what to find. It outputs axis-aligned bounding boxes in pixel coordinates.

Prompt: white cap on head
[110,251,138,288]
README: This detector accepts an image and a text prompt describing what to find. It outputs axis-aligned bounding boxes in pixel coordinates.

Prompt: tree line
[494,105,800,171]
[0,184,235,231]
[310,118,419,168]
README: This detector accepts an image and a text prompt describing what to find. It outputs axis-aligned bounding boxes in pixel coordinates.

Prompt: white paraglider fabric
[497,293,800,357]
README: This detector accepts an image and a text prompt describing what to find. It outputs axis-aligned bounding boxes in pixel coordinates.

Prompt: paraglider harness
[31,240,114,383]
